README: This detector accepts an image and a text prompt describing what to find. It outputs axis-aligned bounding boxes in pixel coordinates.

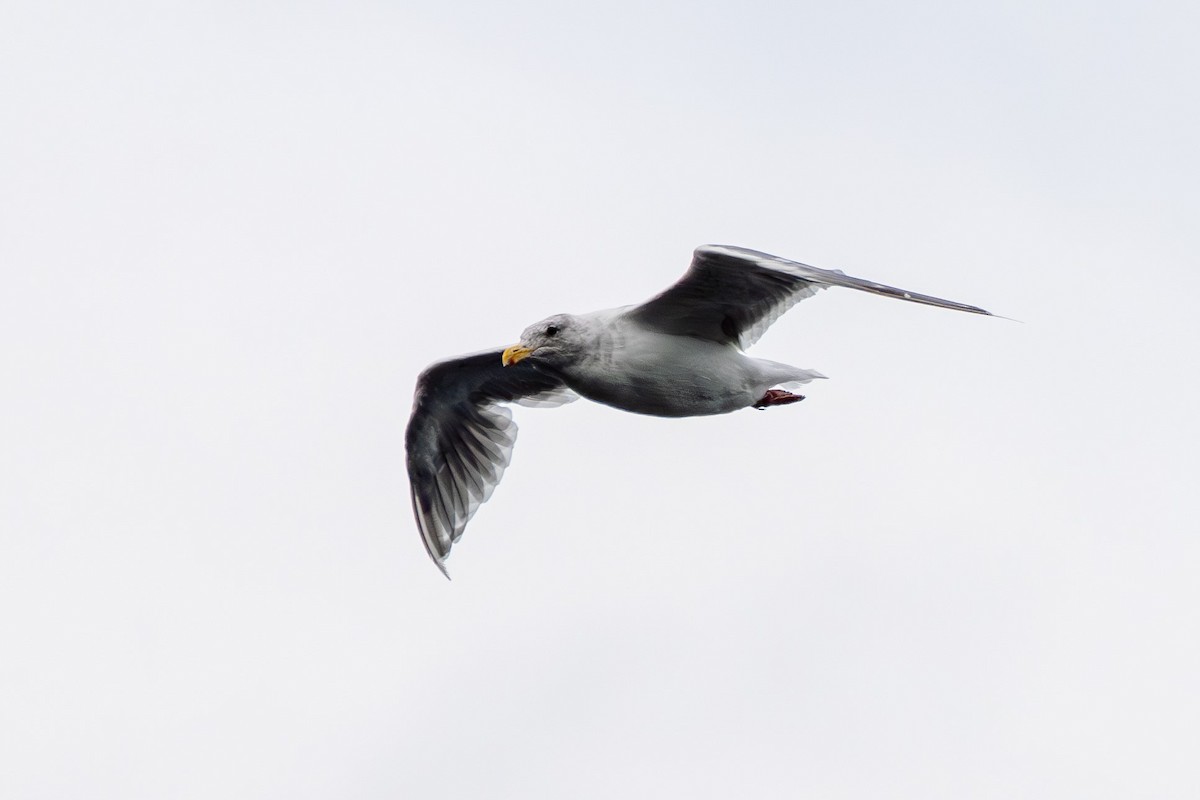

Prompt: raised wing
[406,349,575,577]
[625,245,991,349]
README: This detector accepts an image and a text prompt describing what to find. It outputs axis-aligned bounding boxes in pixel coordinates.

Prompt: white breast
[564,321,758,418]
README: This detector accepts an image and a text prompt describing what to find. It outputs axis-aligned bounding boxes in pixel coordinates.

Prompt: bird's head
[502,313,585,369]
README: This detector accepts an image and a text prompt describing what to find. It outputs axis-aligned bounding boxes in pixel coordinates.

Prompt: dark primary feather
[405,349,574,577]
[625,245,991,349]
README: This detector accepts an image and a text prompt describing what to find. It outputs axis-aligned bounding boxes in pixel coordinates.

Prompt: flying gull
[406,245,991,577]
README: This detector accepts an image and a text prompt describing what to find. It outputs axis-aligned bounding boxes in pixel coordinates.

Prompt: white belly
[563,333,759,418]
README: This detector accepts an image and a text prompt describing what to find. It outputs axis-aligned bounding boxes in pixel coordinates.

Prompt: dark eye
[545,325,559,337]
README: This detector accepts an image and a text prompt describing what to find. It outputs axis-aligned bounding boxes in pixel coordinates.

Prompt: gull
[406,245,991,577]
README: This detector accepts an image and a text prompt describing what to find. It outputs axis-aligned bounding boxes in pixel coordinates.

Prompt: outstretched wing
[625,245,991,349]
[405,349,576,577]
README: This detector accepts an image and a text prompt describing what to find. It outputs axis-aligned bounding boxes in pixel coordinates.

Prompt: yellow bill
[501,344,535,366]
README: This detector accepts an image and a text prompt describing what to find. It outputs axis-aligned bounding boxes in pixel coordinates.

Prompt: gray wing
[405,349,576,577]
[625,245,991,349]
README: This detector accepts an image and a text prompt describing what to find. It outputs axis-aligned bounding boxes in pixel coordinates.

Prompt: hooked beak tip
[501,344,535,366]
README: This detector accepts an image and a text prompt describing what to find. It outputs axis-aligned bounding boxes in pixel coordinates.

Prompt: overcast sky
[3,1,1198,798]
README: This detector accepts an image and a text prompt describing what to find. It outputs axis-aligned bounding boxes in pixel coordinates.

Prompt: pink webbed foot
[753,388,806,410]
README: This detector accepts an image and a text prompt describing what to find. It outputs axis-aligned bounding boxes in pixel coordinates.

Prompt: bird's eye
[545,325,559,337]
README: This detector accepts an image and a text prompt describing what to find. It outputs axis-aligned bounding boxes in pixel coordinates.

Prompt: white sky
[2,1,1198,797]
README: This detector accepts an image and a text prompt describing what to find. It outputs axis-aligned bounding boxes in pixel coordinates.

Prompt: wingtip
[973,306,1021,322]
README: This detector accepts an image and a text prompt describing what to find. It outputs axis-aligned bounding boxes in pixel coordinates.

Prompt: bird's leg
[753,388,805,410]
